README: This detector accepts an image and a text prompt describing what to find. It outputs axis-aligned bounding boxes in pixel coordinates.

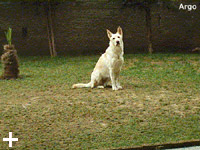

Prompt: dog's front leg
[116,73,122,89]
[109,69,118,90]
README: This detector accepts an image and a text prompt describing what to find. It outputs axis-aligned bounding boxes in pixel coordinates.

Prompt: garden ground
[0,54,199,149]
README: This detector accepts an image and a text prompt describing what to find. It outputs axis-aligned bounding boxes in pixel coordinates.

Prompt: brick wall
[0,1,199,56]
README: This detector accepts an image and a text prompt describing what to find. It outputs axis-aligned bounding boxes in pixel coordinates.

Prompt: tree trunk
[145,5,153,54]
[1,44,19,79]
[47,21,53,57]
[46,1,57,57]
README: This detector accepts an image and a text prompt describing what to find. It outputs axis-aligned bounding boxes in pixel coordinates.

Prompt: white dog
[72,27,124,91]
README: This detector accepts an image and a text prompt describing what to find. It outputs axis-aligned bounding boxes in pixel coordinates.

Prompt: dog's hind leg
[91,70,102,88]
[90,80,95,88]
[90,73,98,88]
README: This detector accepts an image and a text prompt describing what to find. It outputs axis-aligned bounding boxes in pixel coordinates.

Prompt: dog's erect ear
[117,26,123,36]
[107,29,113,39]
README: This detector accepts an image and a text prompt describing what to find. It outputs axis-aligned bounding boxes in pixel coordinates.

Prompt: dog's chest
[105,46,124,69]
[111,55,124,70]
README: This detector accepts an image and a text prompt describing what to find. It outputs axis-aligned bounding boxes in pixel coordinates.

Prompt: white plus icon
[3,132,18,147]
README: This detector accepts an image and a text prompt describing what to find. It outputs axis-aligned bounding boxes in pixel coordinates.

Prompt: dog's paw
[112,86,119,91]
[112,86,123,91]
[117,86,123,90]
[97,86,104,89]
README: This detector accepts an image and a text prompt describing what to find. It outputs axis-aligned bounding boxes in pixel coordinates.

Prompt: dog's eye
[118,36,120,38]
[113,38,115,40]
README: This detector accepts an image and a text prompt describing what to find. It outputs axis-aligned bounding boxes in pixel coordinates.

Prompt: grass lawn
[0,53,199,149]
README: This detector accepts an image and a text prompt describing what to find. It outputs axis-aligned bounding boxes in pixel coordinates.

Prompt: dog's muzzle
[116,41,120,45]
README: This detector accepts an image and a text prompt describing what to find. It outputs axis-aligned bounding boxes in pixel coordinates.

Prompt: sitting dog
[72,26,124,90]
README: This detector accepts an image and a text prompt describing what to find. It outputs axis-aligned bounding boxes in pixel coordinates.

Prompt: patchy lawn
[0,54,199,149]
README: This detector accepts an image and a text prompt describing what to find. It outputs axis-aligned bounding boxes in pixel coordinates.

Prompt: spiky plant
[5,27,12,46]
[1,28,19,79]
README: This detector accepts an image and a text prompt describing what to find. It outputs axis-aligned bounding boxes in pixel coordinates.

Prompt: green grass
[0,54,199,149]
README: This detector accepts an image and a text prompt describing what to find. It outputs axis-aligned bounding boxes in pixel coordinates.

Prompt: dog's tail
[72,82,91,88]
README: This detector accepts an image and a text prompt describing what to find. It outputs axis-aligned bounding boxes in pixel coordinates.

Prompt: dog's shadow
[104,85,112,88]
